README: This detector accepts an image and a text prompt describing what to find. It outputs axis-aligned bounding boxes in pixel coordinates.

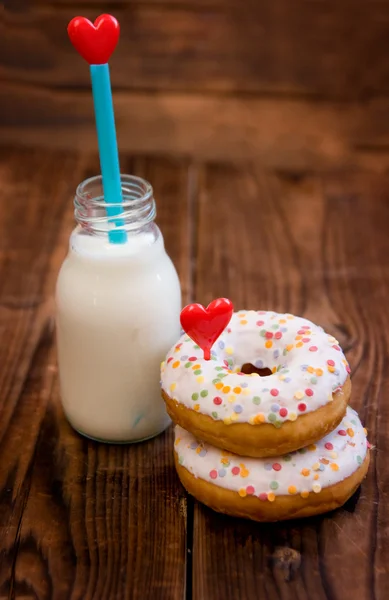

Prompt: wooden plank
[0,147,86,596]
[3,82,389,171]
[0,150,190,597]
[192,165,386,599]
[0,147,82,449]
[31,0,227,5]
[3,2,389,98]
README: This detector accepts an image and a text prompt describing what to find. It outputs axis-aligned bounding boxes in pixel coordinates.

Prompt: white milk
[56,176,181,442]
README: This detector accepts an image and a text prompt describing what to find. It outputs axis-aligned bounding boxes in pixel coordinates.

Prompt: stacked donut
[161,307,370,521]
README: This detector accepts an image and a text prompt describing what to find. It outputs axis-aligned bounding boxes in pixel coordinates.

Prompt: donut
[161,310,351,458]
[174,406,370,522]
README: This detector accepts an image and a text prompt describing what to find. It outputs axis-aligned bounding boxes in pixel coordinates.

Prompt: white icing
[175,407,367,498]
[161,311,350,426]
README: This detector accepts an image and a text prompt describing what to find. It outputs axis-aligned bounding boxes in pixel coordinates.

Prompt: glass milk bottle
[56,175,181,442]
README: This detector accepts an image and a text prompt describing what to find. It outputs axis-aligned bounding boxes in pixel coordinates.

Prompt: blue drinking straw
[68,15,127,244]
[90,64,127,244]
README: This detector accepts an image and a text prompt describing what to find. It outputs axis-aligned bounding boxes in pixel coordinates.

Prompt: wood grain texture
[29,0,228,5]
[0,146,388,598]
[192,165,385,600]
[4,1,389,98]
[30,0,229,5]
[0,147,85,599]
[0,150,190,598]
[3,82,389,172]
[4,0,389,170]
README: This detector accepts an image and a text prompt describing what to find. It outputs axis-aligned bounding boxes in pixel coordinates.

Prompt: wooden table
[0,146,387,599]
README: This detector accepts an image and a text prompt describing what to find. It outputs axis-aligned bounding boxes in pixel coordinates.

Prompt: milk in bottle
[56,175,181,442]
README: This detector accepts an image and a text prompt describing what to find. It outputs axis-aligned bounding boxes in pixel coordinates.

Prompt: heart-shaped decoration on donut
[180,298,234,360]
[68,14,120,65]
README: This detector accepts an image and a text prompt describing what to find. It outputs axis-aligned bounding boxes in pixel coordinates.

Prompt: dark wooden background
[3,0,389,170]
[2,149,388,600]
[1,1,389,599]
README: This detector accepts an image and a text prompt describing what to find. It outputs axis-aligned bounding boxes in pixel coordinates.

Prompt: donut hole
[240,363,273,377]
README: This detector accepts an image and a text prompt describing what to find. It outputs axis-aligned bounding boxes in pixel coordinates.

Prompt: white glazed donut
[174,406,370,522]
[161,310,351,457]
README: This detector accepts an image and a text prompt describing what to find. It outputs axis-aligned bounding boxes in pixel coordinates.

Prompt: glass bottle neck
[74,174,156,237]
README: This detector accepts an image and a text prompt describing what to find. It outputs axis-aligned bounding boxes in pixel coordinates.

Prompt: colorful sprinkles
[175,407,368,500]
[161,310,350,426]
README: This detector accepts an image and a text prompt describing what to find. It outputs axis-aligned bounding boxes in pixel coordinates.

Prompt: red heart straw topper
[180,298,234,360]
[67,14,120,65]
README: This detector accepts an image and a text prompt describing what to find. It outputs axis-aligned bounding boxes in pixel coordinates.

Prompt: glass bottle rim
[76,174,153,209]
[74,174,156,236]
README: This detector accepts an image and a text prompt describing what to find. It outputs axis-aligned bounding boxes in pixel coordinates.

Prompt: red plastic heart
[67,14,120,65]
[180,298,234,361]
